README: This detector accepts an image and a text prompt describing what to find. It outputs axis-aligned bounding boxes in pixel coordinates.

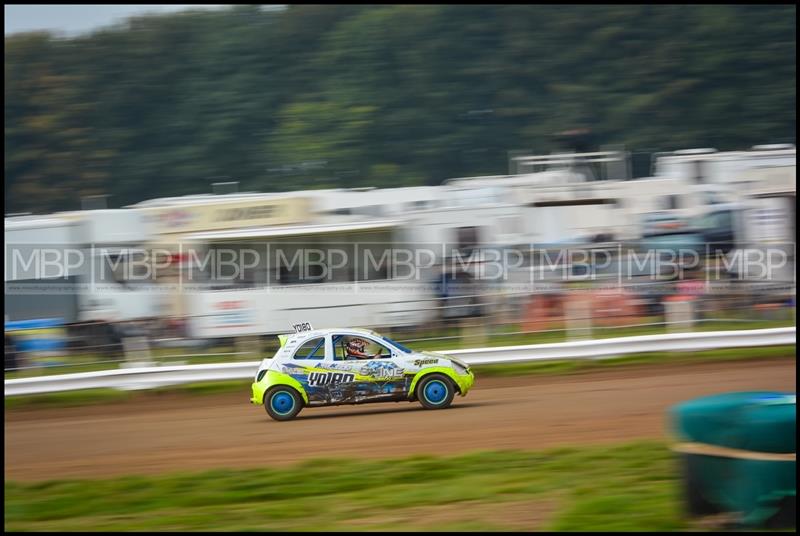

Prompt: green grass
[3,381,252,411]
[5,345,795,411]
[3,349,245,379]
[3,388,134,410]
[4,441,711,531]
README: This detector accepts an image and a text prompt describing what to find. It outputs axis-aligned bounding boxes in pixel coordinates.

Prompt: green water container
[671,391,796,527]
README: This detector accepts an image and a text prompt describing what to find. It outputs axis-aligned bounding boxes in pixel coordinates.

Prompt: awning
[182,219,403,241]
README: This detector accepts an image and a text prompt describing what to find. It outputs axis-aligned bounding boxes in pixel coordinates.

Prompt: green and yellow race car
[251,327,475,421]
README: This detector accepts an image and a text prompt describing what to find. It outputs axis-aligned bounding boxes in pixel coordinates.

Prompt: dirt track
[5,358,796,481]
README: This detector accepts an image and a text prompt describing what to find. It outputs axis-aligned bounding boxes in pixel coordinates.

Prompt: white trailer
[129,190,442,338]
[4,209,159,324]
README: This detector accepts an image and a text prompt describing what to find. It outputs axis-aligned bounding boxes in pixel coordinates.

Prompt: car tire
[417,374,456,410]
[264,386,303,421]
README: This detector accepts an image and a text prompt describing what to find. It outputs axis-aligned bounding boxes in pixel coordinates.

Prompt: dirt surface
[5,358,796,481]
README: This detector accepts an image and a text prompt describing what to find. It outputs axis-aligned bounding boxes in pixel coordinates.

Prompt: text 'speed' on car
[251,328,475,421]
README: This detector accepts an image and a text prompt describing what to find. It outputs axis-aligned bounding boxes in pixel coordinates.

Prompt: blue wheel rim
[271,391,295,415]
[424,380,448,404]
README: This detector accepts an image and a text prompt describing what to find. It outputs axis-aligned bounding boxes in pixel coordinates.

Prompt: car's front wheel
[416,374,456,410]
[264,386,303,421]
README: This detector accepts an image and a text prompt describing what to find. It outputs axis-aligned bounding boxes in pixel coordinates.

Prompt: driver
[345,337,379,359]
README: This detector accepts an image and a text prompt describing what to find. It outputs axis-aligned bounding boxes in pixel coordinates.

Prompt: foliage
[4,5,796,213]
[5,441,699,531]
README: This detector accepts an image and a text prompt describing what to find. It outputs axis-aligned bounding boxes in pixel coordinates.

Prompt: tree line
[4,5,796,214]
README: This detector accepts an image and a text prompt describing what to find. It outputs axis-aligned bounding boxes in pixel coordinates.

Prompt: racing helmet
[346,337,367,354]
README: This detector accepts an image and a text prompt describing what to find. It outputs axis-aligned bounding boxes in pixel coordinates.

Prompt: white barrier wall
[5,327,795,396]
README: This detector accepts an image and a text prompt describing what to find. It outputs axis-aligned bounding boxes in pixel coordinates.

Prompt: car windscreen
[382,336,412,354]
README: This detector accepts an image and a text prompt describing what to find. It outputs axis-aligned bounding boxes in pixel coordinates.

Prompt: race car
[251,327,475,421]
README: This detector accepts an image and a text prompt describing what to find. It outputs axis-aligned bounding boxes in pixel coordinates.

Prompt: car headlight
[256,369,267,382]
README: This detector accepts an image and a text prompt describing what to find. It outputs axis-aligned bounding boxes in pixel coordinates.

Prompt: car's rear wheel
[417,374,455,410]
[264,386,303,421]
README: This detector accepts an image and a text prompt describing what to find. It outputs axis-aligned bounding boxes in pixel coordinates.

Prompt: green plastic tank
[671,391,796,527]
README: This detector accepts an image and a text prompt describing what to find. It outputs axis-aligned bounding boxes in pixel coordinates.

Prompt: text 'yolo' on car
[251,325,475,421]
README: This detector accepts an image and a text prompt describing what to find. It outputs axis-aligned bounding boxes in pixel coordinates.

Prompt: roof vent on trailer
[750,144,795,151]
[81,195,109,210]
[212,181,239,195]
[671,148,717,156]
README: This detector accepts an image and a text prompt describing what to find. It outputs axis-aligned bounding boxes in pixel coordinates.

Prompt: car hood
[417,350,470,369]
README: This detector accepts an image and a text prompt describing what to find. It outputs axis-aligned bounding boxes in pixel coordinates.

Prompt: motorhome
[4,209,160,341]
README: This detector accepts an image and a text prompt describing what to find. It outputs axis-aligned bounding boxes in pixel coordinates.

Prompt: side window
[292,337,325,360]
[332,335,393,361]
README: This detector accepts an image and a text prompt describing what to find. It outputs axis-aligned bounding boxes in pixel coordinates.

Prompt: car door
[331,333,411,403]
[284,335,329,405]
